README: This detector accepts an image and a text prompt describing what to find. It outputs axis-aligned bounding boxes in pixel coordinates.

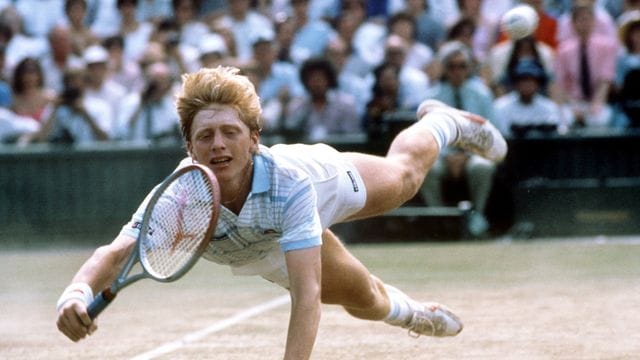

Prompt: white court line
[130,294,290,360]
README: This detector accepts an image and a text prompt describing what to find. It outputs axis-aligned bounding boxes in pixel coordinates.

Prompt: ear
[186,141,195,160]
[249,130,260,154]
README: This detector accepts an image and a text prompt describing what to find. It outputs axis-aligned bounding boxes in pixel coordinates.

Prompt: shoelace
[407,311,436,338]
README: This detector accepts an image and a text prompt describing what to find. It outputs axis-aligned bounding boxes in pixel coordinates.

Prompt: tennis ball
[500,5,539,40]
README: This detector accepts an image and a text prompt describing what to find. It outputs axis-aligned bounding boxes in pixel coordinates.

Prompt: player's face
[187,104,258,185]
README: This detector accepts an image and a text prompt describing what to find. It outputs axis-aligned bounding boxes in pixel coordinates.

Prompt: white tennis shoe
[417,99,508,162]
[404,302,463,338]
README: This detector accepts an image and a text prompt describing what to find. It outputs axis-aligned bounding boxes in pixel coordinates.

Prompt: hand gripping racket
[87,164,220,319]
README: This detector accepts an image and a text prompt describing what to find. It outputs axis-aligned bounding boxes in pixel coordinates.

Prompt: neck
[311,93,326,104]
[221,159,254,213]
[519,93,534,104]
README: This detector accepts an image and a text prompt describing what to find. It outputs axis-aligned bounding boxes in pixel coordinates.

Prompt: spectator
[283,57,360,142]
[288,0,337,65]
[136,41,167,73]
[249,34,304,114]
[479,0,515,23]
[556,0,618,44]
[28,66,112,144]
[115,0,154,62]
[41,25,82,92]
[383,34,429,110]
[172,0,209,49]
[429,0,461,27]
[63,0,99,57]
[485,35,555,96]
[148,18,199,78]
[82,45,126,124]
[89,0,120,39]
[614,9,640,127]
[197,32,229,69]
[349,0,388,70]
[454,0,499,63]
[332,9,373,79]
[274,15,296,64]
[103,35,144,92]
[114,61,180,142]
[0,45,11,108]
[387,11,435,77]
[307,0,341,21]
[325,37,373,118]
[135,0,172,23]
[406,0,447,52]
[10,57,56,123]
[0,107,39,144]
[207,14,238,61]
[427,41,494,119]
[361,61,402,138]
[553,2,617,128]
[420,41,496,237]
[544,0,572,18]
[493,59,568,137]
[221,0,274,64]
[0,6,48,76]
[14,0,65,38]
[445,17,481,75]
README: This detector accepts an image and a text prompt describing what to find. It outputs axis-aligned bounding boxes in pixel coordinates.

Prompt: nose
[210,131,225,150]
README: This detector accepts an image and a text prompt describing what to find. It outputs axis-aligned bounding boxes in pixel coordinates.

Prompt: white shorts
[270,143,367,228]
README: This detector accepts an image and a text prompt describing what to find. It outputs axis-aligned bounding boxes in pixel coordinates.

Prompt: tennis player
[56,66,507,359]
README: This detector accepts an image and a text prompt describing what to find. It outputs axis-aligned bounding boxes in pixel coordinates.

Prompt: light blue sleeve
[278,178,323,252]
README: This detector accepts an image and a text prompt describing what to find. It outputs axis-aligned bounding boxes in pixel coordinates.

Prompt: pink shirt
[554,34,618,102]
[556,7,617,43]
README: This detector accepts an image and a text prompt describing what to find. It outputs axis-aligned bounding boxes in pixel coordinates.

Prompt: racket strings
[141,171,215,278]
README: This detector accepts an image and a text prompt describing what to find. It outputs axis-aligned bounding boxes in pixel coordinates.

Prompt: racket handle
[87,288,117,319]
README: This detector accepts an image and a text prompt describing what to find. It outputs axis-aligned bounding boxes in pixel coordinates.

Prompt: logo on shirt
[346,170,359,192]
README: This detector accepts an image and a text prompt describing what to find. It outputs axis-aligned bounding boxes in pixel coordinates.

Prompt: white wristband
[56,283,94,312]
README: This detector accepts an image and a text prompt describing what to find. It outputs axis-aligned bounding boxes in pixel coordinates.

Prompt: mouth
[209,156,231,168]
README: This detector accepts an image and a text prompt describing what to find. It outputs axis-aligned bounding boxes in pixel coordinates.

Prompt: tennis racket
[87,164,220,319]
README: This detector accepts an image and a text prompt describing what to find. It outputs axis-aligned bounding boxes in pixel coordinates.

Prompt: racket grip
[87,288,117,319]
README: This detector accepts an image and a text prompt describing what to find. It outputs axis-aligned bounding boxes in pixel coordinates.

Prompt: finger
[76,305,93,328]
[73,303,97,338]
[57,310,88,342]
[57,315,79,342]
[88,322,98,336]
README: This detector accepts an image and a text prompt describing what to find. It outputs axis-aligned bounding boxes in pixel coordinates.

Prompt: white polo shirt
[121,143,366,268]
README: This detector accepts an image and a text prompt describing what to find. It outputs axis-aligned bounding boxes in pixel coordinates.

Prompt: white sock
[383,285,419,326]
[419,110,458,150]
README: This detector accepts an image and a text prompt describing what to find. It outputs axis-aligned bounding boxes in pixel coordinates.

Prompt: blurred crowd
[0,0,639,147]
[2,0,638,237]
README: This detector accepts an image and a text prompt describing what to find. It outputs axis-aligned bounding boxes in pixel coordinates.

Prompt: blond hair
[176,66,262,142]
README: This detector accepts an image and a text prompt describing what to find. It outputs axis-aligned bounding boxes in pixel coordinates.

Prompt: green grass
[2,237,639,359]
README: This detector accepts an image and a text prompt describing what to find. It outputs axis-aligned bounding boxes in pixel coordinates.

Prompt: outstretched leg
[344,99,507,221]
[320,229,463,337]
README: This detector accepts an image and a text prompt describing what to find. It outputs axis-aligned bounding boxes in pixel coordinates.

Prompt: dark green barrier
[0,142,186,242]
[2,129,640,243]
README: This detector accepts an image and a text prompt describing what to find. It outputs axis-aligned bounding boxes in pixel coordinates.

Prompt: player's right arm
[56,234,136,342]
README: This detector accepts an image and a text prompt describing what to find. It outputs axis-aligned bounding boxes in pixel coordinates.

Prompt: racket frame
[87,164,219,319]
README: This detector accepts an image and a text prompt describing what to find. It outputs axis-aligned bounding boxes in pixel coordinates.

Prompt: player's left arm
[283,246,322,360]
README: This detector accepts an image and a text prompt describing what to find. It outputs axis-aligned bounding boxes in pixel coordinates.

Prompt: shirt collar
[250,153,270,194]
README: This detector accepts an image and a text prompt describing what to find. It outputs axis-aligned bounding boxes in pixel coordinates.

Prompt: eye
[197,132,212,140]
